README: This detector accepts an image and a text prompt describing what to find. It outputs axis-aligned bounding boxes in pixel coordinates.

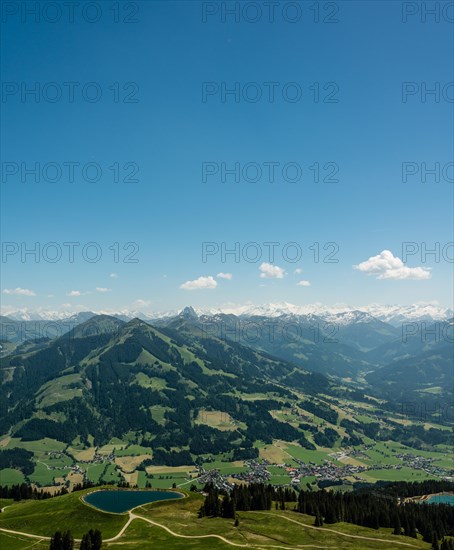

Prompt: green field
[285,444,340,465]
[0,469,26,485]
[1,432,451,492]
[36,373,84,409]
[44,454,73,468]
[148,473,189,489]
[3,438,66,453]
[202,459,247,476]
[102,463,121,484]
[115,444,152,457]
[86,463,106,483]
[0,489,126,538]
[28,461,70,486]
[0,489,434,549]
[364,468,437,482]
[1,388,452,496]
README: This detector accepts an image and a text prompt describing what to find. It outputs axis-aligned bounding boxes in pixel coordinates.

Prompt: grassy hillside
[1,315,452,494]
[0,488,433,549]
[0,489,126,538]
[0,315,332,458]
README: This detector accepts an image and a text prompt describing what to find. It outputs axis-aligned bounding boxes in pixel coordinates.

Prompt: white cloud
[96,287,112,293]
[354,250,431,280]
[109,273,118,279]
[3,287,36,296]
[259,263,286,279]
[180,276,218,290]
[217,272,233,280]
[67,290,82,297]
[294,268,303,274]
[297,280,311,287]
[132,299,151,309]
[47,294,54,298]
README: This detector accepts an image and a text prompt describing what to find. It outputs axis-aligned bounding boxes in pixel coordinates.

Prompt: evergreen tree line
[0,483,67,501]
[200,482,454,545]
[436,538,454,550]
[80,529,102,550]
[49,530,73,550]
[297,488,454,543]
[49,528,102,550]
[199,483,297,519]
[366,480,454,499]
[0,481,100,502]
[0,448,34,475]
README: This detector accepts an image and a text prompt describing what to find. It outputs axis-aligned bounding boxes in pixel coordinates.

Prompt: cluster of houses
[230,460,271,484]
[287,459,368,484]
[69,464,84,475]
[76,451,116,464]
[396,453,453,479]
[195,466,234,491]
[196,457,366,490]
[45,449,116,467]
[193,444,454,493]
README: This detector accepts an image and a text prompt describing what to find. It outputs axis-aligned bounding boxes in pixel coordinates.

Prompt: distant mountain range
[0,314,330,451]
[0,306,454,406]
[2,306,452,377]
[0,308,451,453]
[3,301,453,325]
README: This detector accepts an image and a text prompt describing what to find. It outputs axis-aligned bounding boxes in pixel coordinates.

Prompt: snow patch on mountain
[2,302,452,326]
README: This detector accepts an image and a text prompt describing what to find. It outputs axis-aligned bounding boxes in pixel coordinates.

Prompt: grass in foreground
[134,492,430,549]
[0,489,433,550]
[0,531,49,550]
[0,488,126,538]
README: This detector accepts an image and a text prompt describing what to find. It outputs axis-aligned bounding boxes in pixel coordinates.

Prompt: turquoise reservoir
[425,494,454,506]
[83,489,182,513]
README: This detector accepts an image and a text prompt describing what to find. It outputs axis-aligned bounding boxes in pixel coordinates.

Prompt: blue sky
[1,0,453,315]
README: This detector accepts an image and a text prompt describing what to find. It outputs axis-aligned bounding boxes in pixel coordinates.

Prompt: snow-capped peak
[2,302,452,327]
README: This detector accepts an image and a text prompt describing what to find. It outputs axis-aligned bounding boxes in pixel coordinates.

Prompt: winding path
[0,526,50,541]
[107,512,334,549]
[0,509,422,549]
[106,512,256,546]
[256,513,420,548]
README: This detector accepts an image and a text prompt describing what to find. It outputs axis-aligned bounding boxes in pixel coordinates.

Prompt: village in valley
[17,436,450,497]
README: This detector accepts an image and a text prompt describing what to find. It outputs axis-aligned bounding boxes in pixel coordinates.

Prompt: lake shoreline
[403,491,454,504]
[84,486,186,498]
[81,487,186,514]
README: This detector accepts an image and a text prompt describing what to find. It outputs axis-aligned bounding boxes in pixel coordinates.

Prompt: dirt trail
[0,509,421,549]
[257,513,420,548]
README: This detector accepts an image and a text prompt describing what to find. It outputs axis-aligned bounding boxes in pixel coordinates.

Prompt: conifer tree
[393,513,402,535]
[49,531,63,550]
[62,530,74,550]
[79,534,92,550]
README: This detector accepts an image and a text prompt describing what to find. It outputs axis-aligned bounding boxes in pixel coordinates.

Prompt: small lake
[83,490,182,513]
[425,494,454,506]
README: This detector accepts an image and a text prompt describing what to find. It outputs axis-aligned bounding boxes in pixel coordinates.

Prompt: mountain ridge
[4,302,452,325]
